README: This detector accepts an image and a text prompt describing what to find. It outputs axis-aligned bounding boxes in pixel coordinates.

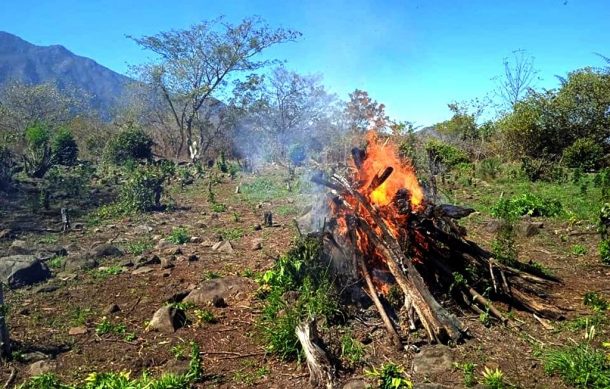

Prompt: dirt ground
[0,166,608,388]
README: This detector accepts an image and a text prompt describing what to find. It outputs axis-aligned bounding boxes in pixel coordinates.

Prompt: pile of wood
[310,148,563,349]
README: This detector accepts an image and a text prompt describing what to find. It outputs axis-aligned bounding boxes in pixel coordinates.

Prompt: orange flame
[354,131,423,208]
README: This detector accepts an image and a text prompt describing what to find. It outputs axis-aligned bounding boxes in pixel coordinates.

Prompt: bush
[478,158,501,180]
[425,139,469,170]
[119,165,165,213]
[103,128,153,165]
[23,122,53,178]
[288,143,306,166]
[51,127,78,166]
[491,194,562,218]
[563,138,604,171]
[0,146,17,192]
[600,240,610,265]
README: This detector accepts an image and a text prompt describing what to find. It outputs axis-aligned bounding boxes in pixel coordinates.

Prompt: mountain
[0,31,132,117]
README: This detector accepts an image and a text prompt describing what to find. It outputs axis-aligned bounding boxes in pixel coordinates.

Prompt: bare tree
[129,16,301,160]
[496,50,539,109]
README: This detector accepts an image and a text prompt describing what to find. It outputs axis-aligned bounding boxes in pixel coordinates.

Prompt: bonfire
[311,131,562,349]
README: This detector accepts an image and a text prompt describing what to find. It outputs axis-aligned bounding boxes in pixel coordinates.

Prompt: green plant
[478,158,501,180]
[93,266,123,279]
[95,317,127,336]
[340,332,365,365]
[23,122,53,178]
[119,165,166,213]
[215,227,244,241]
[563,137,604,171]
[103,127,153,165]
[600,240,610,264]
[365,362,413,389]
[203,271,221,280]
[17,373,72,389]
[479,309,492,327]
[51,127,78,166]
[171,344,187,360]
[481,367,505,389]
[584,292,609,312]
[425,139,469,170]
[125,239,154,255]
[211,202,227,212]
[241,177,291,203]
[544,343,610,388]
[460,362,477,387]
[194,308,217,324]
[571,244,588,256]
[491,193,562,218]
[217,150,228,173]
[47,255,65,269]
[167,227,190,245]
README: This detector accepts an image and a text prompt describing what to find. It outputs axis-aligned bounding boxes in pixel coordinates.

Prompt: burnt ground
[0,166,608,388]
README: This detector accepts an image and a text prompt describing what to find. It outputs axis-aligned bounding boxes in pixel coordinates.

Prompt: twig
[3,366,15,389]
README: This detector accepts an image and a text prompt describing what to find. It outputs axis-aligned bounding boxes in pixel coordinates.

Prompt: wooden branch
[296,319,335,389]
[368,167,393,192]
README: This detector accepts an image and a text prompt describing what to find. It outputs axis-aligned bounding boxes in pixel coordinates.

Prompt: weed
[460,362,477,387]
[95,317,127,337]
[47,255,66,269]
[16,373,72,389]
[167,227,190,244]
[242,268,256,278]
[125,239,154,255]
[481,367,505,389]
[491,193,562,218]
[479,310,492,327]
[241,177,291,203]
[232,211,241,222]
[215,227,244,241]
[600,240,610,264]
[203,271,221,280]
[93,266,122,279]
[571,244,588,256]
[276,204,299,216]
[584,292,609,312]
[38,235,59,244]
[340,331,365,365]
[544,343,610,388]
[365,362,413,389]
[69,306,92,326]
[194,308,217,324]
[171,344,187,360]
[211,202,227,213]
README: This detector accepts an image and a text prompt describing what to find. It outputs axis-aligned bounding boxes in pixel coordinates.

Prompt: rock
[68,326,88,335]
[89,244,123,258]
[187,254,199,262]
[28,360,56,376]
[412,346,455,376]
[212,295,227,308]
[517,222,541,237]
[0,229,12,240]
[155,239,171,249]
[190,236,202,244]
[9,240,33,255]
[163,358,191,376]
[164,247,182,256]
[120,259,134,268]
[253,224,262,231]
[0,255,52,288]
[72,223,84,230]
[33,284,59,293]
[134,225,153,235]
[63,256,98,272]
[136,255,161,268]
[184,276,254,305]
[212,241,234,254]
[251,238,263,251]
[132,266,154,275]
[104,304,121,314]
[195,221,207,229]
[20,351,48,362]
[161,257,175,269]
[147,306,187,333]
[342,380,368,389]
[484,219,506,233]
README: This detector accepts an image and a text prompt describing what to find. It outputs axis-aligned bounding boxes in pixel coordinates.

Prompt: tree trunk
[0,283,10,360]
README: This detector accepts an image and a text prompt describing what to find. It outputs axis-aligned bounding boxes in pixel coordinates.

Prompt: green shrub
[481,367,505,389]
[0,145,17,192]
[258,237,338,360]
[16,373,72,389]
[478,158,501,180]
[544,343,610,388]
[47,165,93,198]
[425,139,469,170]
[167,227,190,245]
[600,240,610,264]
[103,127,153,165]
[51,127,78,166]
[217,150,228,173]
[288,143,306,166]
[563,138,605,171]
[340,332,365,365]
[491,193,562,218]
[119,165,165,212]
[365,362,413,389]
[583,292,609,312]
[23,122,53,178]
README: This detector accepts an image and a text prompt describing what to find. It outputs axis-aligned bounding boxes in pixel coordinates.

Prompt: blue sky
[1,0,609,126]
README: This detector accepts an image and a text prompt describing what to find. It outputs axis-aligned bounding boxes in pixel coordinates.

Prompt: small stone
[104,304,121,314]
[164,247,183,256]
[161,257,175,269]
[212,295,227,308]
[89,244,123,258]
[155,239,171,249]
[251,238,263,251]
[134,225,153,235]
[412,346,455,376]
[29,360,56,376]
[132,266,154,275]
[20,351,48,362]
[187,254,199,262]
[162,270,172,277]
[190,236,202,244]
[342,380,368,389]
[195,221,207,229]
[517,222,540,237]
[253,224,262,231]
[68,326,88,336]
[212,241,234,253]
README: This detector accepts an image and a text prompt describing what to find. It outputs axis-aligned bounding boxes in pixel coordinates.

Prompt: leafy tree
[563,138,605,171]
[129,16,300,160]
[103,127,153,165]
[23,122,53,178]
[344,89,389,133]
[51,127,78,166]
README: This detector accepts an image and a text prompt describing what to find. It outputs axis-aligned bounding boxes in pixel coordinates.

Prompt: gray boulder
[63,256,98,272]
[147,306,186,333]
[89,244,124,258]
[0,255,52,288]
[184,276,254,305]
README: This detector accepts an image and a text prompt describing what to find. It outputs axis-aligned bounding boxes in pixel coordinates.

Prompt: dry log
[295,319,335,389]
[368,167,393,192]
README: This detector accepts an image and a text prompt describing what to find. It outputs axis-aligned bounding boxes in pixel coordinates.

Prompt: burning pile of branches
[312,131,562,348]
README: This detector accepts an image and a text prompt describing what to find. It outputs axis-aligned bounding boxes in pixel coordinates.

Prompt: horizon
[1,0,609,126]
